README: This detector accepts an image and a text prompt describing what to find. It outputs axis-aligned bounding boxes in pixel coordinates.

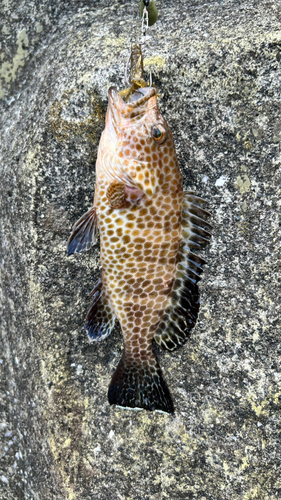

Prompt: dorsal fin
[154,192,211,351]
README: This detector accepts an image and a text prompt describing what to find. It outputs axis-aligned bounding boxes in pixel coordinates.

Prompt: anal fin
[85,279,116,342]
[67,206,98,255]
[154,192,211,352]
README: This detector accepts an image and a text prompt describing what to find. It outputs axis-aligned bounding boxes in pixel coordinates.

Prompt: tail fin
[108,353,174,414]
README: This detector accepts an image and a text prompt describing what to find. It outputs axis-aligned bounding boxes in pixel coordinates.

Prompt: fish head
[101,86,181,198]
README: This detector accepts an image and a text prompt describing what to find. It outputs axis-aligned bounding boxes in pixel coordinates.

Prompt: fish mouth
[108,86,157,111]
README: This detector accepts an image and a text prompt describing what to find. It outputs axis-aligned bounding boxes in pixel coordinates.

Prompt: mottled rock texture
[0,1,280,499]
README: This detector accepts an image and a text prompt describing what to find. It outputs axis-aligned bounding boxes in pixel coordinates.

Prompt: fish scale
[67,84,211,413]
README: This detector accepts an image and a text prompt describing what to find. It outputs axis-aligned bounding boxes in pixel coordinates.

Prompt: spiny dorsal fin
[67,206,98,255]
[85,278,116,342]
[154,192,211,352]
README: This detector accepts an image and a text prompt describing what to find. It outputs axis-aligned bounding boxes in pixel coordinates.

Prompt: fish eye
[151,124,167,144]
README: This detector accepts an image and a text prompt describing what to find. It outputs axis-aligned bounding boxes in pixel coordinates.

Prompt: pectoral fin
[154,192,212,351]
[67,207,98,255]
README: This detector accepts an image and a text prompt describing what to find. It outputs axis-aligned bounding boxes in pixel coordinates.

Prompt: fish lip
[108,87,122,124]
[108,86,120,105]
[108,85,157,110]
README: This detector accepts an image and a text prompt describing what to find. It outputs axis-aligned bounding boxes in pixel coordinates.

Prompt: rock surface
[0,0,281,499]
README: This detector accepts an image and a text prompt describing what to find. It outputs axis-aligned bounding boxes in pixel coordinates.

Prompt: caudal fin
[108,354,174,414]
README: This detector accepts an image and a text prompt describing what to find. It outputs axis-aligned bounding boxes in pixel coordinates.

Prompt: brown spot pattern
[72,85,210,412]
[94,88,182,376]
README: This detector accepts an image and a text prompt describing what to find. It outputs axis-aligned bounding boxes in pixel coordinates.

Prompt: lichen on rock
[0,1,280,499]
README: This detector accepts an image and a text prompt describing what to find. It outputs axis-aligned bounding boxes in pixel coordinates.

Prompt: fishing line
[124,1,158,89]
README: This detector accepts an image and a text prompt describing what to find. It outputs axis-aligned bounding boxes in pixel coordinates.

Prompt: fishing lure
[67,39,211,413]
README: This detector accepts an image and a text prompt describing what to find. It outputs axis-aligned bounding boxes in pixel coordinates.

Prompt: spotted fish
[67,85,211,413]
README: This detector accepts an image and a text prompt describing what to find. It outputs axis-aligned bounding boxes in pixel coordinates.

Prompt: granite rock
[0,0,280,499]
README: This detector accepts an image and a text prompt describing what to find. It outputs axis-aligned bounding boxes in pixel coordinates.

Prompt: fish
[67,84,211,414]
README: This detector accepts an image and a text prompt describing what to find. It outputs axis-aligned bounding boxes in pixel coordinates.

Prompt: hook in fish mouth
[108,85,156,107]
